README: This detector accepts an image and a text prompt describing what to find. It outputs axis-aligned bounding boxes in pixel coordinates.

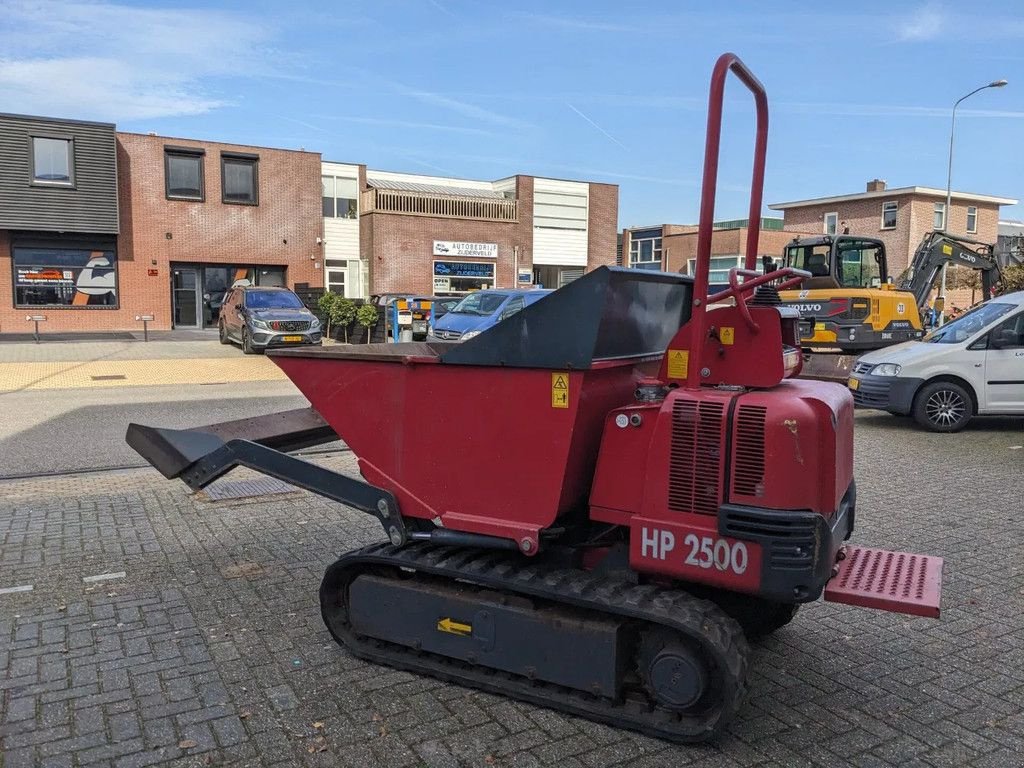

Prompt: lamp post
[938,79,1007,324]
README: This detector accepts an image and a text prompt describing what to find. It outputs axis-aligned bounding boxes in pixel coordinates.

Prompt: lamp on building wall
[939,78,1007,324]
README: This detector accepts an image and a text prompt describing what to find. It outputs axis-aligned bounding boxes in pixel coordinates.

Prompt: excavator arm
[900,231,1001,311]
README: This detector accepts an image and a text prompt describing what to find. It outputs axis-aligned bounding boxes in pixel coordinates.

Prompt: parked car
[848,290,1024,432]
[423,296,461,324]
[429,289,552,341]
[219,286,322,354]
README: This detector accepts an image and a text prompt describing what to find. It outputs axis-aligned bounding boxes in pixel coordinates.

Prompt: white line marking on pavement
[0,584,34,595]
[82,571,127,583]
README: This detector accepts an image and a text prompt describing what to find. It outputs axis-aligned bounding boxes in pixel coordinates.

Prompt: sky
[3,0,1024,228]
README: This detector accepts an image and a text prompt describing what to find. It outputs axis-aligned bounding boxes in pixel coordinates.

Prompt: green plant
[332,297,357,343]
[997,263,1024,294]
[317,292,339,338]
[356,303,378,344]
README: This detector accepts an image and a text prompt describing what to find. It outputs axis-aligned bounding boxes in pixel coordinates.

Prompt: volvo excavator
[775,230,1001,381]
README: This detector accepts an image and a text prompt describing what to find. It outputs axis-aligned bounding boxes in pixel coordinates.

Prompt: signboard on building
[518,269,533,284]
[433,260,495,293]
[433,241,498,259]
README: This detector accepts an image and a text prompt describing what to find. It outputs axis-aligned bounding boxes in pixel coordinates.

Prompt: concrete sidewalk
[0,337,288,392]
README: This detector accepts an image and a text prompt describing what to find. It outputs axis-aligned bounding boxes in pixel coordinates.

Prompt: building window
[824,211,838,235]
[322,175,358,219]
[966,205,978,234]
[629,236,663,270]
[13,246,117,308]
[687,255,750,285]
[881,201,898,229]
[30,136,73,185]
[933,202,946,230]
[164,147,204,200]
[221,153,258,205]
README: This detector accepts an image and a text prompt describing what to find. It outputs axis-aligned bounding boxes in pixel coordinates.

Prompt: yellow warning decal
[942,244,953,255]
[667,349,689,379]
[437,618,472,636]
[551,372,569,409]
[719,327,735,345]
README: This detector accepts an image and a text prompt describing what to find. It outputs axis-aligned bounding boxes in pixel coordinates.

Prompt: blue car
[429,289,552,341]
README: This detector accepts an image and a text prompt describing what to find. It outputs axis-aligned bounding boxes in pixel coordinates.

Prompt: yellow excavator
[770,232,1001,380]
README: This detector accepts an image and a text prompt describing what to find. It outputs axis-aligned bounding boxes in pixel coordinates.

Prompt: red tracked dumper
[127,54,943,742]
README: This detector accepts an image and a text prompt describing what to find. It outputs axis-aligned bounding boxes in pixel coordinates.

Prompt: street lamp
[938,79,1008,323]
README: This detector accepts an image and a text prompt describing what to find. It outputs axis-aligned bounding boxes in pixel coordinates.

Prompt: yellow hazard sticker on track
[551,372,569,408]
[667,349,689,379]
[437,618,472,636]
[719,327,735,345]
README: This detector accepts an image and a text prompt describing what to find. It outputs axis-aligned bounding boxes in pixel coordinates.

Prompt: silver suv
[219,286,322,354]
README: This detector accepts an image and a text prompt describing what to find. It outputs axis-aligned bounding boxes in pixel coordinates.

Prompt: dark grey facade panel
[0,114,119,234]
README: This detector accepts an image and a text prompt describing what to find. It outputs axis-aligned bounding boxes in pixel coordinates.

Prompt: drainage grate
[202,476,299,501]
[91,374,127,381]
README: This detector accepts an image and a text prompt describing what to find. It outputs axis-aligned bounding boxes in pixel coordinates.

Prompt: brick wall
[663,227,812,274]
[586,182,618,270]
[364,213,528,295]
[116,133,323,330]
[0,229,10,333]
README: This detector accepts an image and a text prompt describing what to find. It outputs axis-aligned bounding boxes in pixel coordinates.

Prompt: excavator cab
[781,236,886,291]
[776,235,923,353]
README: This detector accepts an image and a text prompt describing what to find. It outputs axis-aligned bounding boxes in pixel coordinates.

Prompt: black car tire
[242,327,257,355]
[218,322,230,345]
[913,381,973,433]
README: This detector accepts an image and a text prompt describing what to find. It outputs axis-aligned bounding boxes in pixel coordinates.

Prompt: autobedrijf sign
[433,241,498,258]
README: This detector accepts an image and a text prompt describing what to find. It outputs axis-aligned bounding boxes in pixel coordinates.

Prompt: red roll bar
[686,53,768,389]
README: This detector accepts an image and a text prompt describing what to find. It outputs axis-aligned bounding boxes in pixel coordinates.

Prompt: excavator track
[320,542,749,743]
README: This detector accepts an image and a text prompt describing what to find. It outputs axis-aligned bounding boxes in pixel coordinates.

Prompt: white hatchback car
[848,291,1024,432]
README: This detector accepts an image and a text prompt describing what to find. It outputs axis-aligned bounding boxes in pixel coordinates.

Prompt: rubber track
[320,541,750,743]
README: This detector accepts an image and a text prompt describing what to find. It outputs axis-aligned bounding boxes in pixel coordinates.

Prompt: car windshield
[246,291,304,309]
[450,292,508,316]
[924,301,1014,344]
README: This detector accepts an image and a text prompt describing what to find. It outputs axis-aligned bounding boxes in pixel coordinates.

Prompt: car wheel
[913,381,973,433]
[218,322,230,345]
[242,327,256,355]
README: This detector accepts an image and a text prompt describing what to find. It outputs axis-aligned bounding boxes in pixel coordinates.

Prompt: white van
[848,291,1024,432]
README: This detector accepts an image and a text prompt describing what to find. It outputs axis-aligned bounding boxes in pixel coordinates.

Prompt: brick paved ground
[2,412,1023,767]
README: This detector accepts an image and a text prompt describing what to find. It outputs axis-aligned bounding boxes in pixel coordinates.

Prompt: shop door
[172,267,201,328]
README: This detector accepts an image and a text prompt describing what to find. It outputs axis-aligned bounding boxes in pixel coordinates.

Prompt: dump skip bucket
[271,267,693,544]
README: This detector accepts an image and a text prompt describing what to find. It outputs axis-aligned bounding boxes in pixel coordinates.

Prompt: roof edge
[769,187,1017,209]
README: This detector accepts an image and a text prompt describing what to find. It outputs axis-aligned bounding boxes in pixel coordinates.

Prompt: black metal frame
[164,145,205,202]
[125,411,407,546]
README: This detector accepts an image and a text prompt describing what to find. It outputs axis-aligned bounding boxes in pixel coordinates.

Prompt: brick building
[117,133,323,330]
[769,180,1017,276]
[621,218,812,288]
[0,113,322,333]
[320,167,618,300]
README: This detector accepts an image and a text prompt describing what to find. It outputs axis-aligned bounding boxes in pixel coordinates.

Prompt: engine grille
[668,399,723,516]
[731,405,766,498]
[852,361,873,375]
[269,320,311,332]
[435,329,462,340]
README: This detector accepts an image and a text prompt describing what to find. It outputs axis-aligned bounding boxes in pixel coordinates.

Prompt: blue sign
[433,261,495,279]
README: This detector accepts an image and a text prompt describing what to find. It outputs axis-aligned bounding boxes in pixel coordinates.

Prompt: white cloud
[0,0,271,120]
[897,4,946,42]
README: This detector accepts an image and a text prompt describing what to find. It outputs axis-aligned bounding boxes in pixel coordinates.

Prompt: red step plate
[823,546,943,618]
